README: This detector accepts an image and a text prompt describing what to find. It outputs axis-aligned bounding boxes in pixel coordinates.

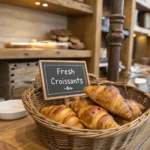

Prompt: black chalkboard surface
[39,60,90,100]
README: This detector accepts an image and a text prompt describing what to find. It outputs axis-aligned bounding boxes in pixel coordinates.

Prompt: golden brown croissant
[126,99,144,120]
[84,86,132,120]
[78,105,119,129]
[69,97,96,113]
[114,99,145,125]
[40,105,84,129]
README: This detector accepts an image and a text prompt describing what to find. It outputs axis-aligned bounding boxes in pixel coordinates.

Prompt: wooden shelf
[134,25,150,35]
[0,48,92,59]
[136,0,150,11]
[101,26,130,36]
[0,0,93,16]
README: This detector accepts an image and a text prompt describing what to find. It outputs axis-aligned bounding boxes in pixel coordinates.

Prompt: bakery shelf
[102,26,130,37]
[134,25,150,35]
[0,0,93,16]
[136,0,150,11]
[0,48,92,59]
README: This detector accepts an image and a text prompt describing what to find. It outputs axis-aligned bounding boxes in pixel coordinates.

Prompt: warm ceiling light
[133,34,136,37]
[43,3,48,7]
[35,2,40,5]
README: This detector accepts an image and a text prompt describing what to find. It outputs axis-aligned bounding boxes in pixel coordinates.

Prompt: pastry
[40,105,84,129]
[51,29,72,37]
[70,96,95,113]
[114,99,145,125]
[69,42,85,50]
[69,36,81,44]
[30,39,37,43]
[58,36,69,42]
[84,86,132,120]
[78,105,119,129]
[126,99,145,120]
[68,42,73,47]
[50,33,57,40]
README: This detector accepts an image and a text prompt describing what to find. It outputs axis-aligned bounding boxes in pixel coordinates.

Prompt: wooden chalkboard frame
[39,60,90,100]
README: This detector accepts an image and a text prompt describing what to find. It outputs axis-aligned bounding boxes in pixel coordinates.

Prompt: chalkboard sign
[39,60,90,100]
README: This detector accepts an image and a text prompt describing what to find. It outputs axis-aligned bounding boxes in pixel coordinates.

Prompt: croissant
[78,105,119,129]
[126,99,144,120]
[69,97,96,113]
[40,105,84,129]
[84,86,132,120]
[114,99,145,125]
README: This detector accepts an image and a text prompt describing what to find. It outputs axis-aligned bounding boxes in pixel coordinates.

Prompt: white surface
[135,78,147,84]
[130,66,147,74]
[99,63,108,67]
[0,100,28,120]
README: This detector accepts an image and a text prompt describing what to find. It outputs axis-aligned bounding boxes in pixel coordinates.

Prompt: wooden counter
[0,115,150,150]
[0,116,48,150]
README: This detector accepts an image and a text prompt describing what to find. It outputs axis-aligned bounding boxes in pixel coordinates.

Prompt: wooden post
[107,0,125,81]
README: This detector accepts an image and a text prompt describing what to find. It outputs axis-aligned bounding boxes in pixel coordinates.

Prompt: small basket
[22,75,150,150]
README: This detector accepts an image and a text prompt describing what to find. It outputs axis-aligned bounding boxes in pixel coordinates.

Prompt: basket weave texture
[22,75,150,150]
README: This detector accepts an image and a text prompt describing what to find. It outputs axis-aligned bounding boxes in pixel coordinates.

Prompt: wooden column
[107,0,125,81]
[121,0,135,72]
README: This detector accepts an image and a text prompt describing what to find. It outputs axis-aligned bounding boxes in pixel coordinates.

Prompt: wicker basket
[22,75,150,150]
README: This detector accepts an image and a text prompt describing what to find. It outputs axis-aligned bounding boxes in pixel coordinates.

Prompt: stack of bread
[40,86,145,130]
[49,29,85,50]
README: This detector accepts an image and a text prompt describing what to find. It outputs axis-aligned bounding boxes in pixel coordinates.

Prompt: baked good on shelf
[67,97,96,113]
[84,86,132,120]
[4,41,68,49]
[51,29,72,37]
[40,105,84,129]
[58,36,69,42]
[69,36,81,44]
[78,105,119,129]
[39,40,56,43]
[30,39,37,43]
[50,33,57,40]
[49,29,86,50]
[69,42,85,50]
[68,42,73,47]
